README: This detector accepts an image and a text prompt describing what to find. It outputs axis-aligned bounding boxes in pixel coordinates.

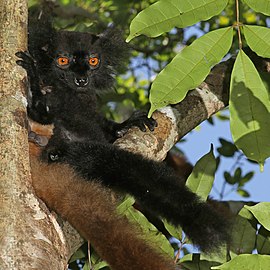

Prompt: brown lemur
[17,4,230,268]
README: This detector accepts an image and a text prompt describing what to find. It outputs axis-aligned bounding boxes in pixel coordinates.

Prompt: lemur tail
[30,157,177,270]
[51,141,231,253]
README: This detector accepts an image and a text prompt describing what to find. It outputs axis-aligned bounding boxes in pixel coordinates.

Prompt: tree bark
[0,1,82,269]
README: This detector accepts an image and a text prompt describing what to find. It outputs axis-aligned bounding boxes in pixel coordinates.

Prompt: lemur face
[46,31,124,94]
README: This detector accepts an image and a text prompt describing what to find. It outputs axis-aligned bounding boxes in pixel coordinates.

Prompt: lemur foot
[28,131,49,147]
[116,111,157,138]
[40,136,69,163]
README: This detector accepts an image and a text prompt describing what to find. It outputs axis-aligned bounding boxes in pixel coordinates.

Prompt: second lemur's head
[45,29,127,94]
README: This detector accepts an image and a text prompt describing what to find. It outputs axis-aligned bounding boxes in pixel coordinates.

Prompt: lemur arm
[99,111,157,142]
[16,51,54,124]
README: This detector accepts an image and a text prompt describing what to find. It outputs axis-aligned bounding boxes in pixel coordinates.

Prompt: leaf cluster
[128,0,270,167]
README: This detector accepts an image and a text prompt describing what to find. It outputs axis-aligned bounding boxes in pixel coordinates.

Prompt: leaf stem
[88,241,93,270]
[236,0,243,50]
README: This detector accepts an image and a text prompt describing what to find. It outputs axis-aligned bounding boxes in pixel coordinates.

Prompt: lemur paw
[116,111,157,138]
[15,51,37,77]
[28,131,49,147]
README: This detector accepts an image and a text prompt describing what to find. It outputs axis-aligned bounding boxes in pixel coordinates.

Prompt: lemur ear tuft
[98,27,130,72]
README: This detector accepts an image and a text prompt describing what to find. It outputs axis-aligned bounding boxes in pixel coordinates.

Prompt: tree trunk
[0,1,82,269]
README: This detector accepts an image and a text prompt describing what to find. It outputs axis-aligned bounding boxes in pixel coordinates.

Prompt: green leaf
[212,254,270,270]
[93,261,109,270]
[239,171,254,186]
[83,261,90,270]
[186,145,216,201]
[242,0,270,16]
[118,197,174,257]
[244,25,270,58]
[180,253,224,270]
[217,138,238,157]
[224,171,235,185]
[257,226,270,255]
[237,188,250,198]
[229,50,270,168]
[69,247,86,263]
[149,27,233,115]
[230,207,257,254]
[234,167,242,181]
[181,250,227,265]
[116,196,135,215]
[245,202,270,231]
[127,0,229,41]
[163,220,182,241]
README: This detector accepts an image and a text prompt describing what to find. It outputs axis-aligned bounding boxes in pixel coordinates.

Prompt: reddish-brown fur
[29,124,176,270]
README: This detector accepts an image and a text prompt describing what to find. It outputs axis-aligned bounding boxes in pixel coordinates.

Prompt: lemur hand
[16,51,38,79]
[115,111,157,138]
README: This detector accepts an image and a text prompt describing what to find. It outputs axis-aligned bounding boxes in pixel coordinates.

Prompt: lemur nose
[74,77,89,87]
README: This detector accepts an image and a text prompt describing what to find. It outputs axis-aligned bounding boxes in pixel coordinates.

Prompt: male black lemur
[17,5,230,265]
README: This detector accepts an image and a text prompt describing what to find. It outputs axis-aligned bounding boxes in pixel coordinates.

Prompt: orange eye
[89,57,99,67]
[57,57,69,66]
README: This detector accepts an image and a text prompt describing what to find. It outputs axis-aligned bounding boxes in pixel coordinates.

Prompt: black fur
[43,139,230,252]
[17,7,230,253]
[17,7,154,140]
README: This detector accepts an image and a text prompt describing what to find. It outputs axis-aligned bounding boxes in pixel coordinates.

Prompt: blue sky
[179,115,270,203]
[173,23,270,204]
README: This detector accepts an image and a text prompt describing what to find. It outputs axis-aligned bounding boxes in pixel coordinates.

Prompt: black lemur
[17,9,230,254]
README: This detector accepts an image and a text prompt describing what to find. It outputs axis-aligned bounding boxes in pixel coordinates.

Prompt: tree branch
[114,59,233,160]
[115,54,269,161]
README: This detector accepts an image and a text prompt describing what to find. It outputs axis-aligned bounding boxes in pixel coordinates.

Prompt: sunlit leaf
[245,202,270,231]
[237,188,250,198]
[186,145,216,200]
[148,27,233,115]
[127,0,229,41]
[117,196,174,257]
[92,261,109,270]
[83,261,90,270]
[212,254,270,270]
[242,0,270,16]
[163,220,182,241]
[116,196,135,214]
[229,50,270,168]
[244,25,270,58]
[243,11,257,24]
